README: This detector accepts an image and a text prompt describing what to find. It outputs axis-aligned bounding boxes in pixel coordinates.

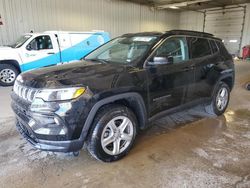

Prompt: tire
[205,81,230,116]
[87,104,138,162]
[0,64,19,86]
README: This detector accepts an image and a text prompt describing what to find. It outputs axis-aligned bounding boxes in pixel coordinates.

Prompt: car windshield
[85,36,158,64]
[9,35,32,48]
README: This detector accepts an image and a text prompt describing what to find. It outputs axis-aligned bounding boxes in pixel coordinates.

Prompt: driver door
[146,36,195,117]
[20,35,60,71]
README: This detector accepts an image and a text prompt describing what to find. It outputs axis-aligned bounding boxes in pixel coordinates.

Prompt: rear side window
[216,40,232,60]
[210,40,219,54]
[216,41,229,55]
[190,38,212,58]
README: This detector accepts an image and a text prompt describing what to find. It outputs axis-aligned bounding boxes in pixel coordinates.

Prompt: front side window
[190,38,212,58]
[85,36,158,64]
[149,37,189,65]
[26,35,53,51]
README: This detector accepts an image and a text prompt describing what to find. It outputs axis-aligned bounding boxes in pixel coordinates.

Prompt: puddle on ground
[143,105,221,137]
[226,109,250,120]
[143,107,250,138]
[224,109,250,132]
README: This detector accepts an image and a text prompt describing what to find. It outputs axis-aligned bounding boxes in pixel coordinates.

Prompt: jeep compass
[11,30,235,162]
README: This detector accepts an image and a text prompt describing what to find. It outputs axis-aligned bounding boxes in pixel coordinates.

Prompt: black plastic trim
[79,92,147,141]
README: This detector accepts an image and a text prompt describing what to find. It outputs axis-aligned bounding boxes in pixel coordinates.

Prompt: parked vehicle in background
[242,45,250,60]
[0,31,110,86]
[11,30,234,162]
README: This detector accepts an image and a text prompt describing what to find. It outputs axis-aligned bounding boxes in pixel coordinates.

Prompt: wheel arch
[209,73,234,100]
[0,60,21,73]
[80,92,148,142]
[220,76,234,91]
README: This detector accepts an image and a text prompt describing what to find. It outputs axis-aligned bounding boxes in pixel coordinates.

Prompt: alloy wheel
[101,116,134,156]
[216,87,229,111]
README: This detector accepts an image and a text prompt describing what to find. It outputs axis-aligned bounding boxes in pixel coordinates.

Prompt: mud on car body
[11,30,235,162]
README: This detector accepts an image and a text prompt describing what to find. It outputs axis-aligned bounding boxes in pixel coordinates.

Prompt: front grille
[16,120,38,144]
[13,82,39,102]
[19,121,30,136]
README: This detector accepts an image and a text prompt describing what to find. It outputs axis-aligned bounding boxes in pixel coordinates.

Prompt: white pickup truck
[0,31,110,86]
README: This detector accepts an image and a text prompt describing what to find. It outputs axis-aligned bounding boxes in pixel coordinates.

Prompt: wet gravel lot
[0,61,250,188]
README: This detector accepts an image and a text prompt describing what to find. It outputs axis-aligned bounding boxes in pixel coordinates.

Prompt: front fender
[0,48,20,61]
[0,49,22,71]
[79,92,147,142]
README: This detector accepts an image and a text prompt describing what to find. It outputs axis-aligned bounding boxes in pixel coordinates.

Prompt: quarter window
[210,40,219,54]
[216,41,229,55]
[151,37,189,64]
[27,35,53,51]
[190,38,212,58]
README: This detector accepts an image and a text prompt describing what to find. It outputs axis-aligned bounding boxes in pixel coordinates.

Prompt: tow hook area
[72,151,80,157]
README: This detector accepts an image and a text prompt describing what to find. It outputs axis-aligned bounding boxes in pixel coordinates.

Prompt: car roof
[166,30,221,41]
[23,31,107,36]
[167,30,213,37]
[121,30,221,41]
[122,32,163,37]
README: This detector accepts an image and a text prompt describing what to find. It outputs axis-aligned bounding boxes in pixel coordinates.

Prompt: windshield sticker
[133,37,156,42]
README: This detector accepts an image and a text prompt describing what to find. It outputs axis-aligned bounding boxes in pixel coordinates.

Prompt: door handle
[182,66,195,72]
[182,67,190,72]
[47,52,55,55]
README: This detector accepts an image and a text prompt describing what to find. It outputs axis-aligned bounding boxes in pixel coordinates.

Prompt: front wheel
[0,64,19,86]
[87,105,137,162]
[205,82,230,116]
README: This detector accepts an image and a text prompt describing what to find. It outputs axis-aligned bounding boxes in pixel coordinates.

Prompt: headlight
[35,87,86,102]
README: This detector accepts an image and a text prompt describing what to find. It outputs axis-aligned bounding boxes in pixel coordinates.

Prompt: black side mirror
[149,56,174,65]
[26,44,32,51]
[167,56,174,64]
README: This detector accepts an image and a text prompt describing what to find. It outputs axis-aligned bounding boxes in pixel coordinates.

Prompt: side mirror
[26,44,32,51]
[149,56,174,65]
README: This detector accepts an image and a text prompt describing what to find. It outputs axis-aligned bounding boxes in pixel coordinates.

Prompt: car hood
[0,47,19,59]
[18,60,127,90]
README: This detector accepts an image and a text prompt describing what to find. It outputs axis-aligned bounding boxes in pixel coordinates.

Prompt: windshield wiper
[6,45,13,48]
[87,58,109,64]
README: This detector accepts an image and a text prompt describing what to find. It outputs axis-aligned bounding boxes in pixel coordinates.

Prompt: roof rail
[167,30,214,37]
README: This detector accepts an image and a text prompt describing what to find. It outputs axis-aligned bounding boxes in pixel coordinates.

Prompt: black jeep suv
[11,30,234,162]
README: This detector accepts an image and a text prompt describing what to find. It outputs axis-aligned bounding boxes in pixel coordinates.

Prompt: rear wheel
[87,105,137,162]
[0,64,19,86]
[205,82,230,116]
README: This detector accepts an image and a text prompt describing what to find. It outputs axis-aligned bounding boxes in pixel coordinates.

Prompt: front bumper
[16,119,83,152]
[11,92,93,152]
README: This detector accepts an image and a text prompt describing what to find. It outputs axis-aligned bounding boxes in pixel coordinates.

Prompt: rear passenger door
[187,37,215,101]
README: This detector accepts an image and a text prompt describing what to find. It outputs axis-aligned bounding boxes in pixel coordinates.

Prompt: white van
[0,31,110,86]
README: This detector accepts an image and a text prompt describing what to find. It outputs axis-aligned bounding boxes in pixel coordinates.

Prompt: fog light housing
[34,127,67,135]
[27,116,68,136]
